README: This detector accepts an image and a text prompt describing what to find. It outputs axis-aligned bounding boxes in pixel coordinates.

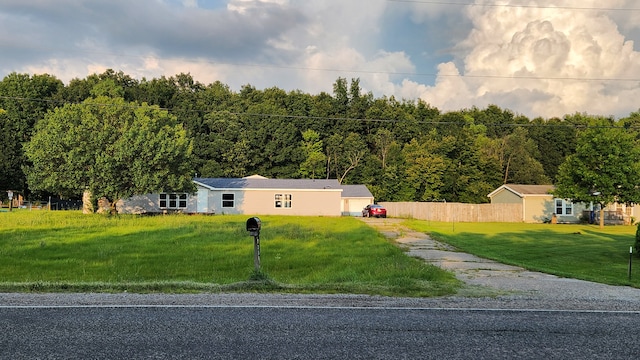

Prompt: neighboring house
[488,184,585,223]
[340,185,374,216]
[488,184,638,224]
[118,176,373,216]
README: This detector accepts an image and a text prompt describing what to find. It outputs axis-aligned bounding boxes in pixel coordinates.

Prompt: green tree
[372,128,395,169]
[24,96,195,213]
[325,133,367,184]
[555,125,640,228]
[299,129,326,179]
[528,117,577,180]
[0,109,22,193]
[483,127,549,185]
[0,73,64,196]
[401,138,447,201]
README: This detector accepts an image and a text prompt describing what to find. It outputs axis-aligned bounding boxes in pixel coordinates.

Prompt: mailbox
[246,217,261,236]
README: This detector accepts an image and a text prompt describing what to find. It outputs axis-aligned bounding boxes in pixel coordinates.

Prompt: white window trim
[554,198,573,216]
[221,193,235,208]
[275,193,292,208]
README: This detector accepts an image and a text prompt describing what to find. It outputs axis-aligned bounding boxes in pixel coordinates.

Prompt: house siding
[491,189,521,204]
[206,188,342,216]
[523,197,551,223]
[116,194,198,214]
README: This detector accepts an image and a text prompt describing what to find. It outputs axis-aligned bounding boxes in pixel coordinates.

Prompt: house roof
[487,184,555,198]
[194,178,342,191]
[339,184,373,198]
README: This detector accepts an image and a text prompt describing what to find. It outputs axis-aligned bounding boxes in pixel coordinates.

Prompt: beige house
[118,176,373,217]
[488,184,585,223]
[488,184,639,224]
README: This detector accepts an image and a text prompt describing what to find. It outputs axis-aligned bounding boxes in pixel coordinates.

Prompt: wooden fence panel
[379,202,523,222]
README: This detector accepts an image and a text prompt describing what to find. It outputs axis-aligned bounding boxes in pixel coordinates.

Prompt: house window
[555,198,573,216]
[275,194,292,208]
[160,193,187,209]
[222,193,235,208]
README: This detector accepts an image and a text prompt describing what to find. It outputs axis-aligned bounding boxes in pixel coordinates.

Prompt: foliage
[0,73,63,195]
[24,96,195,211]
[299,129,326,179]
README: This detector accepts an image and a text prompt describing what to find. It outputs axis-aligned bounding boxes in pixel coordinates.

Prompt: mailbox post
[246,217,261,271]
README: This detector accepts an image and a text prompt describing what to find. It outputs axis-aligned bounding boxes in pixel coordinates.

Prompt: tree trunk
[599,207,605,229]
[82,190,94,214]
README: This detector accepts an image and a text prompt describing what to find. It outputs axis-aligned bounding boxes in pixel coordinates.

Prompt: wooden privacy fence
[379,202,523,222]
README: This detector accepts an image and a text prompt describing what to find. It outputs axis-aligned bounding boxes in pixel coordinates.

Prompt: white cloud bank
[401,0,640,118]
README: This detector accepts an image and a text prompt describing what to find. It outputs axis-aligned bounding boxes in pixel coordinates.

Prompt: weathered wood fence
[379,202,523,222]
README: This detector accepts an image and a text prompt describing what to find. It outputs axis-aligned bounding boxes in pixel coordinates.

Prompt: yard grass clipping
[0,211,460,296]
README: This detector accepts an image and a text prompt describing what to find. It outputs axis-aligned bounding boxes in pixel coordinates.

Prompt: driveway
[361,217,640,308]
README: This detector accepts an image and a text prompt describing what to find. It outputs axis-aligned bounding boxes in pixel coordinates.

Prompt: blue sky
[1,0,640,119]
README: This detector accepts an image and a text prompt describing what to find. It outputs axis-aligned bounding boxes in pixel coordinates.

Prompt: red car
[362,204,387,218]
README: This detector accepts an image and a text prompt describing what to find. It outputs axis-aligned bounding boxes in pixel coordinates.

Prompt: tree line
[2,69,640,204]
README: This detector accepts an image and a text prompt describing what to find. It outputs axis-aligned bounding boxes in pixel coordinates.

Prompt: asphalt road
[2,304,640,359]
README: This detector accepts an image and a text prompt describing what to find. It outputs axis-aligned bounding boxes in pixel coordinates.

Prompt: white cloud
[406,1,640,118]
[227,0,288,14]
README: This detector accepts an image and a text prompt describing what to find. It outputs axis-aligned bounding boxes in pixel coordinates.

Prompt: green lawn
[403,220,640,287]
[0,211,459,296]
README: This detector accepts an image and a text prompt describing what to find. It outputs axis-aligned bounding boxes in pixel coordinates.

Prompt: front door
[197,188,209,213]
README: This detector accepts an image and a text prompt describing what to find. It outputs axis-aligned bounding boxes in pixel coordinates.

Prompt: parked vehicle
[362,204,387,218]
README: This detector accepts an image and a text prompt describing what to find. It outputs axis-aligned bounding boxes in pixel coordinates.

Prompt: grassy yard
[0,211,460,296]
[403,220,640,287]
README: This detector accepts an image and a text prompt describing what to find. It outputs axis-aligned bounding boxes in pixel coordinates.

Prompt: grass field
[403,220,640,287]
[0,211,460,296]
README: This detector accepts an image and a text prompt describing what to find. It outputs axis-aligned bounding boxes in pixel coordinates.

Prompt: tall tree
[372,128,395,170]
[325,132,367,184]
[528,117,577,180]
[0,109,23,194]
[555,124,640,228]
[401,138,447,201]
[24,96,195,213]
[0,72,64,195]
[483,127,549,185]
[299,129,326,179]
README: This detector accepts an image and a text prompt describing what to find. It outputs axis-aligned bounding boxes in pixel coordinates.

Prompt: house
[488,184,638,224]
[117,176,373,217]
[488,184,585,223]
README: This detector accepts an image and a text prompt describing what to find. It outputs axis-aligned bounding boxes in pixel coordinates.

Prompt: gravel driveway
[360,217,640,310]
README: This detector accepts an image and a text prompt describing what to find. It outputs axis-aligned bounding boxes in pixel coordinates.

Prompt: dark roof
[194,178,342,190]
[488,184,555,198]
[340,184,373,198]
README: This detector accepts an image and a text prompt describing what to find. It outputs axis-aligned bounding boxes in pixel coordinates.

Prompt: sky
[2,0,640,119]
